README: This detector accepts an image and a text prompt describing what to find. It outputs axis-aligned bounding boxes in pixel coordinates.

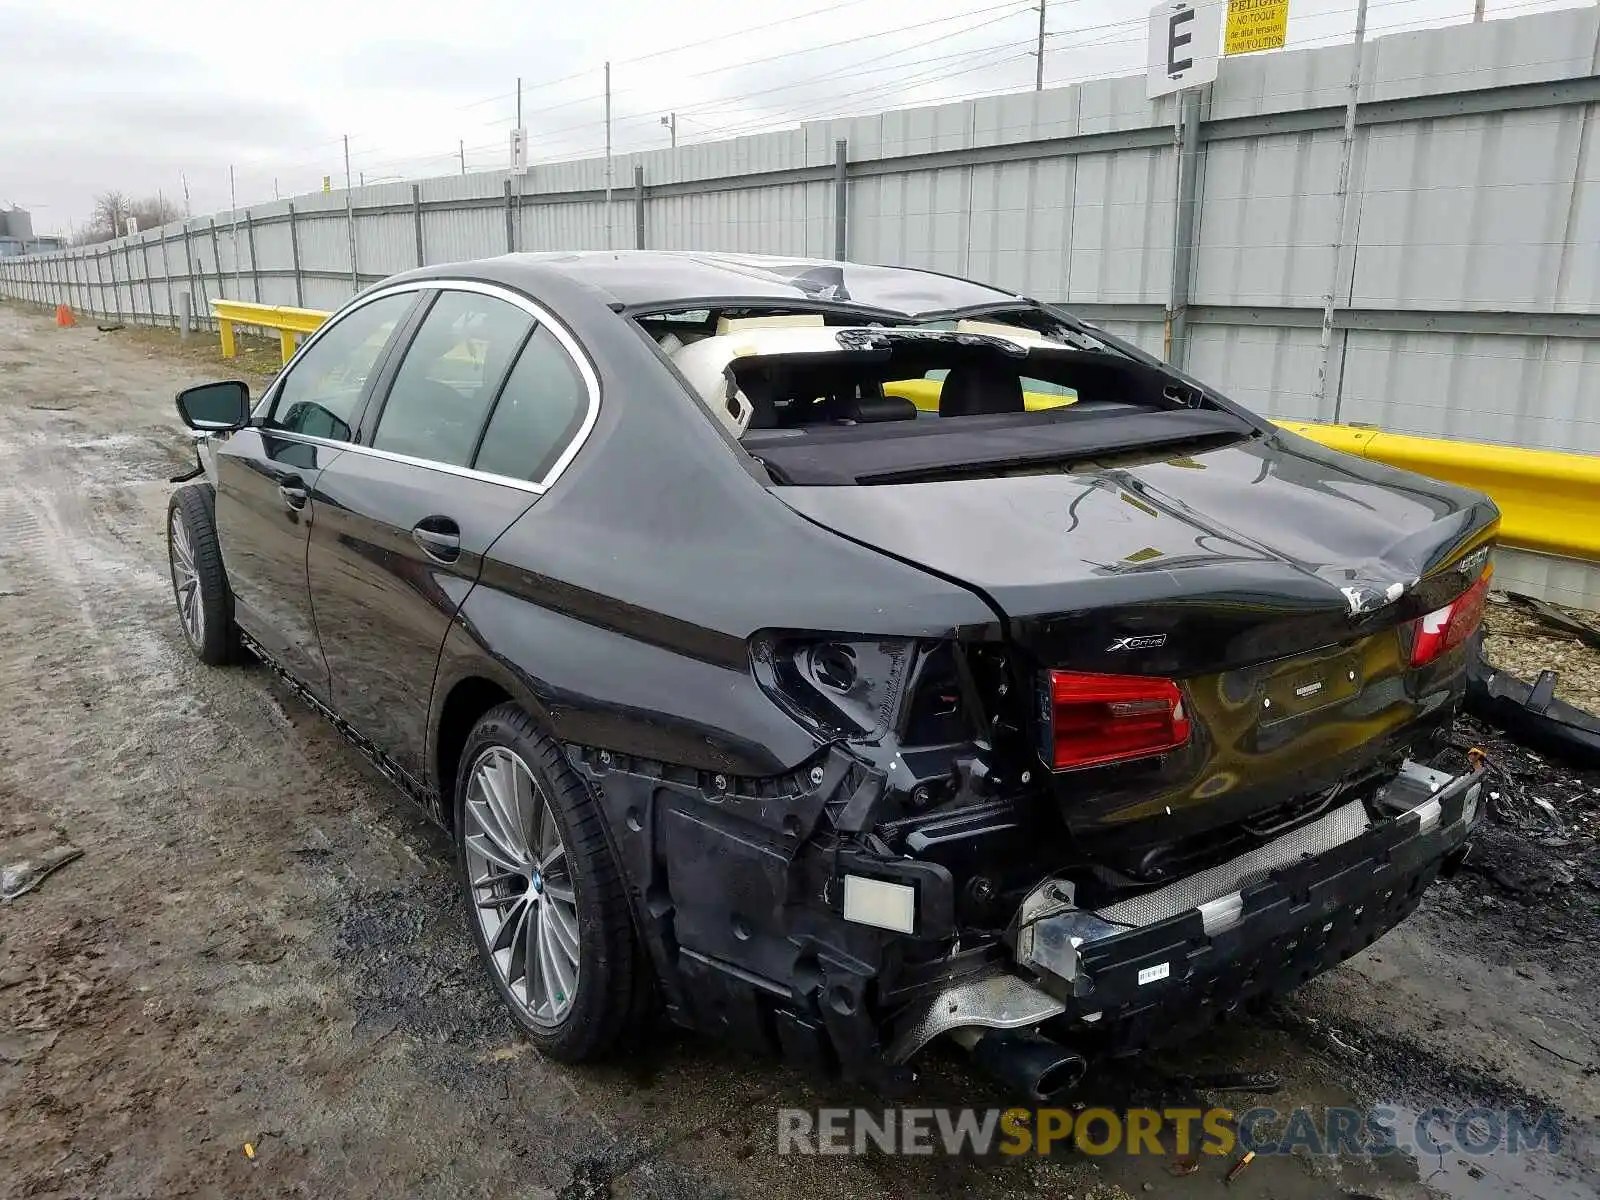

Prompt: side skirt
[238,629,446,826]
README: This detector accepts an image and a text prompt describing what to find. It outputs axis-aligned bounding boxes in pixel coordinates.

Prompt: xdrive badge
[1107,634,1168,652]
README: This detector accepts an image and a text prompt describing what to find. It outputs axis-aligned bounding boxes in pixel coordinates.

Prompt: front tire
[167,484,239,666]
[455,703,649,1061]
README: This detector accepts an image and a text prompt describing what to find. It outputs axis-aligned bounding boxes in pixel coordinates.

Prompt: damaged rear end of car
[558,286,1500,1098]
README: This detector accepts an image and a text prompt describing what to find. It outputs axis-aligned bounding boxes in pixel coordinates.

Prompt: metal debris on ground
[1447,712,1600,835]
[1505,591,1600,653]
[1432,708,1600,963]
[0,846,84,902]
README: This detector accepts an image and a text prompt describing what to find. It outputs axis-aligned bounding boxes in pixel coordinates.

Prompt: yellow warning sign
[1225,0,1289,55]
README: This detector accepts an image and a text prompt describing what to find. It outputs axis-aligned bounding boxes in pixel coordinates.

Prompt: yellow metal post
[279,329,296,363]
[219,318,236,358]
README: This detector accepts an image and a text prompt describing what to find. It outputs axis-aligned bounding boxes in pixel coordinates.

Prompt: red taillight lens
[1043,670,1190,771]
[1409,567,1492,667]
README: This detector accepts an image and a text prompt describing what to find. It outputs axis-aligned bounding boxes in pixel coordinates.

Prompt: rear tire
[455,703,651,1061]
[167,484,239,666]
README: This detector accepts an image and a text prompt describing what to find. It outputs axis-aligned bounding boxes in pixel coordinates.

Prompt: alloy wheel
[463,746,581,1027]
[169,509,204,646]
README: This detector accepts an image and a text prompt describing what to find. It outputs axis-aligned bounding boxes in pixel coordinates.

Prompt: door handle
[412,517,461,563]
[278,477,308,510]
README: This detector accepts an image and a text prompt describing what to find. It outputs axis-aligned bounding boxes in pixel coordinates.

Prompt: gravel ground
[0,302,1596,1200]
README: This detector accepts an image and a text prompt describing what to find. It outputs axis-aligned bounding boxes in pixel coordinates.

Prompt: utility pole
[229,164,240,298]
[604,61,614,249]
[1166,87,1202,368]
[1316,0,1369,421]
[1035,0,1047,90]
[1473,0,1485,20]
[512,76,524,253]
[460,140,466,175]
[273,178,280,200]
[181,173,192,218]
[661,113,677,148]
[343,134,358,291]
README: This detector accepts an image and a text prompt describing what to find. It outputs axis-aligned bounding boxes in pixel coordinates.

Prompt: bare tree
[130,195,178,231]
[87,191,130,241]
[74,192,179,244]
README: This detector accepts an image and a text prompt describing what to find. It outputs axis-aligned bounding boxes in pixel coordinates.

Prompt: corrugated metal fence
[3,8,1597,452]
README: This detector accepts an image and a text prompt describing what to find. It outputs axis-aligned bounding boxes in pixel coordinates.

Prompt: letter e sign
[1147,1,1221,98]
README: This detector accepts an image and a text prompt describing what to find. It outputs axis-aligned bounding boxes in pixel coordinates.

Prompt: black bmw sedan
[166,251,1495,1099]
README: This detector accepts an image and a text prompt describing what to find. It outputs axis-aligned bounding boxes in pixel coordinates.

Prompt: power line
[232,0,1582,206]
[509,16,1040,149]
[594,0,1583,153]
[229,0,1398,185]
[450,0,886,116]
[677,46,1039,141]
[665,7,1039,121]
[466,0,1036,134]
[233,0,895,170]
[343,42,1022,182]
[413,41,1031,170]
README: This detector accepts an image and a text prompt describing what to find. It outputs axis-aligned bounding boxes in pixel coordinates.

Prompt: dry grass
[114,322,284,389]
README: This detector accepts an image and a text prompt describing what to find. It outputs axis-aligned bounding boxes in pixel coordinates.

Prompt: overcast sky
[0,0,1585,234]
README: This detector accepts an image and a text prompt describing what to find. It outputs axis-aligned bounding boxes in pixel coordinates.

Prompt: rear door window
[472,325,590,484]
[369,290,534,467]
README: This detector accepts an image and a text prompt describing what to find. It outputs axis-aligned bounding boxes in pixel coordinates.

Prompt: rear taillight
[1041,670,1190,771]
[1409,566,1492,667]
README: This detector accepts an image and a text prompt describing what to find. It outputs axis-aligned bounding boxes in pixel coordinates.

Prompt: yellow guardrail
[1278,422,1600,562]
[884,378,1077,412]
[212,299,329,364]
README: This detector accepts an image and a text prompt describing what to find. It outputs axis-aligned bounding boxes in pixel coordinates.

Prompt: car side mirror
[176,380,251,431]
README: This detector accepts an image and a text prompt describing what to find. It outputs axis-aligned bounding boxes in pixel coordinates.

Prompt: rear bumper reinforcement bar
[889,762,1483,1064]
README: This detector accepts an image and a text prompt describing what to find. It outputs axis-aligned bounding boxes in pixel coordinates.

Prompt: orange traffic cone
[55,305,75,327]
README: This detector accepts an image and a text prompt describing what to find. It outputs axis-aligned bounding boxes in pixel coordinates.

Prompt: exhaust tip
[1033,1053,1088,1101]
[967,1030,1087,1103]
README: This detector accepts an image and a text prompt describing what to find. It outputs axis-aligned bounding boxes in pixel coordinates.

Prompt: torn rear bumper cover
[890,760,1485,1064]
[1466,642,1600,766]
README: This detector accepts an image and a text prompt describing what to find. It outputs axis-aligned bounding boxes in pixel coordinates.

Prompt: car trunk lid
[772,432,1498,861]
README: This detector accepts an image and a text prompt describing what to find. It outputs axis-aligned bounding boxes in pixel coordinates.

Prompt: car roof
[458,250,1022,317]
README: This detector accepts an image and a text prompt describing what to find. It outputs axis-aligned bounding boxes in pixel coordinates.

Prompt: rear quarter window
[472,325,589,484]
